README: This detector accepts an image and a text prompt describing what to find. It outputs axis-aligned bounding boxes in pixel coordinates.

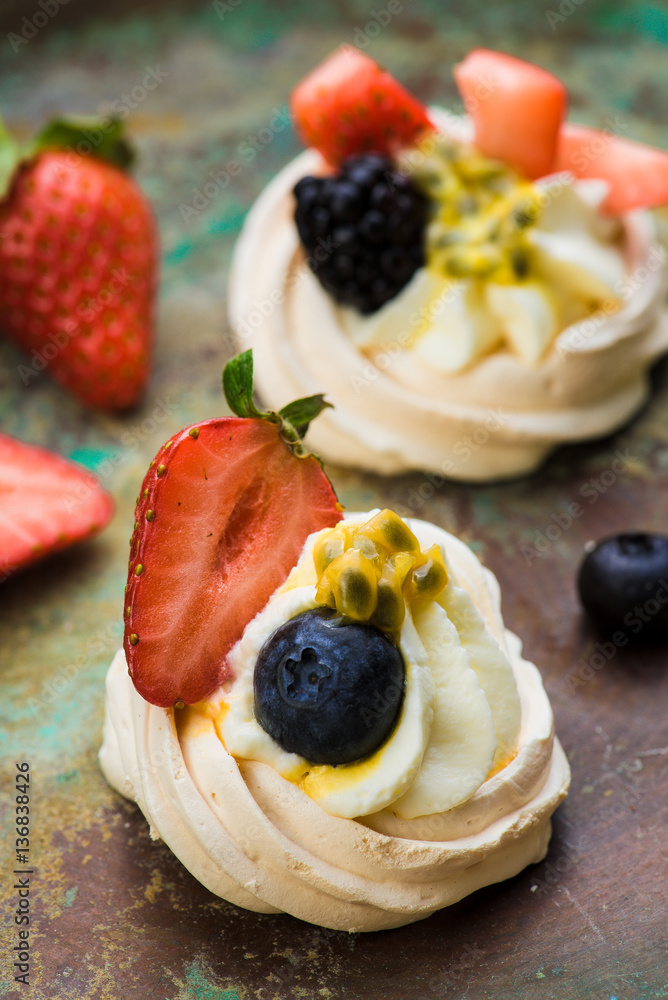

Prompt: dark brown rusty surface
[1,2,667,997]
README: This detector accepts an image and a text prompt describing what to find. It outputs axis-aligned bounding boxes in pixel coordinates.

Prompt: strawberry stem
[33,116,134,170]
[222,350,333,457]
[0,118,22,201]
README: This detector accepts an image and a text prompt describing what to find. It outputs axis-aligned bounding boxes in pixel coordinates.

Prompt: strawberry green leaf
[33,116,134,170]
[223,351,333,454]
[223,349,266,420]
[278,394,332,437]
[0,118,23,201]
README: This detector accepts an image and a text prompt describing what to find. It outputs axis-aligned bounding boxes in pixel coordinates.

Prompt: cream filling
[100,517,570,932]
[340,171,627,373]
[218,513,518,820]
[228,114,668,481]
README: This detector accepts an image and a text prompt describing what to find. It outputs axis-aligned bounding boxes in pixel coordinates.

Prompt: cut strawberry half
[0,433,114,577]
[290,45,434,166]
[554,122,668,215]
[124,352,343,707]
[453,48,568,179]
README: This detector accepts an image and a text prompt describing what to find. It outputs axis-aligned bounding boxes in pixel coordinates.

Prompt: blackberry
[293,154,429,315]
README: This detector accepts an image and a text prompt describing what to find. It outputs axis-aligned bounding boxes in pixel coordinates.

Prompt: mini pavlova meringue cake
[99,353,569,932]
[229,47,668,481]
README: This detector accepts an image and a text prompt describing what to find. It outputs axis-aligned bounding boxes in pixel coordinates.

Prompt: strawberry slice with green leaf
[0,433,114,578]
[453,48,568,179]
[291,45,434,166]
[124,350,343,708]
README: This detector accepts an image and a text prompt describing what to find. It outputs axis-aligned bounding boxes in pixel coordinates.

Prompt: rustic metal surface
[1,2,667,997]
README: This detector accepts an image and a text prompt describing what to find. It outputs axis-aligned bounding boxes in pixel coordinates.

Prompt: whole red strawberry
[0,117,157,411]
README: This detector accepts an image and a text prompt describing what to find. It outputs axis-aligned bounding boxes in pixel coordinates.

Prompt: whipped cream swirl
[100,516,570,931]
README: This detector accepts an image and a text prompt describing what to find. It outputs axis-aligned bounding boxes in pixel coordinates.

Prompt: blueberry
[253,608,405,765]
[577,532,668,642]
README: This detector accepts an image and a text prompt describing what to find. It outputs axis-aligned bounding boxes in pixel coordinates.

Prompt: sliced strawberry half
[0,433,114,577]
[290,45,434,166]
[453,48,568,179]
[124,352,342,707]
[554,122,668,215]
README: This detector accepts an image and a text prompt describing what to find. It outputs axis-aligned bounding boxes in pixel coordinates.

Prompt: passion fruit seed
[356,508,420,555]
[401,135,541,284]
[393,550,417,586]
[372,563,406,632]
[351,533,383,566]
[313,530,349,576]
[405,545,449,601]
[313,511,447,630]
[323,549,378,621]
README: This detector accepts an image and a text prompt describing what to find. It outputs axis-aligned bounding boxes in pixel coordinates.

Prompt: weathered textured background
[1,1,667,997]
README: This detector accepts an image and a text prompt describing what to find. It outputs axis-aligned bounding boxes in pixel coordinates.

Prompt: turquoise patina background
[1,1,668,997]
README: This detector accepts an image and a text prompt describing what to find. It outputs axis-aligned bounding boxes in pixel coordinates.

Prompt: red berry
[453,49,568,179]
[0,432,114,578]
[124,418,342,707]
[0,150,157,411]
[554,123,668,215]
[291,46,434,166]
